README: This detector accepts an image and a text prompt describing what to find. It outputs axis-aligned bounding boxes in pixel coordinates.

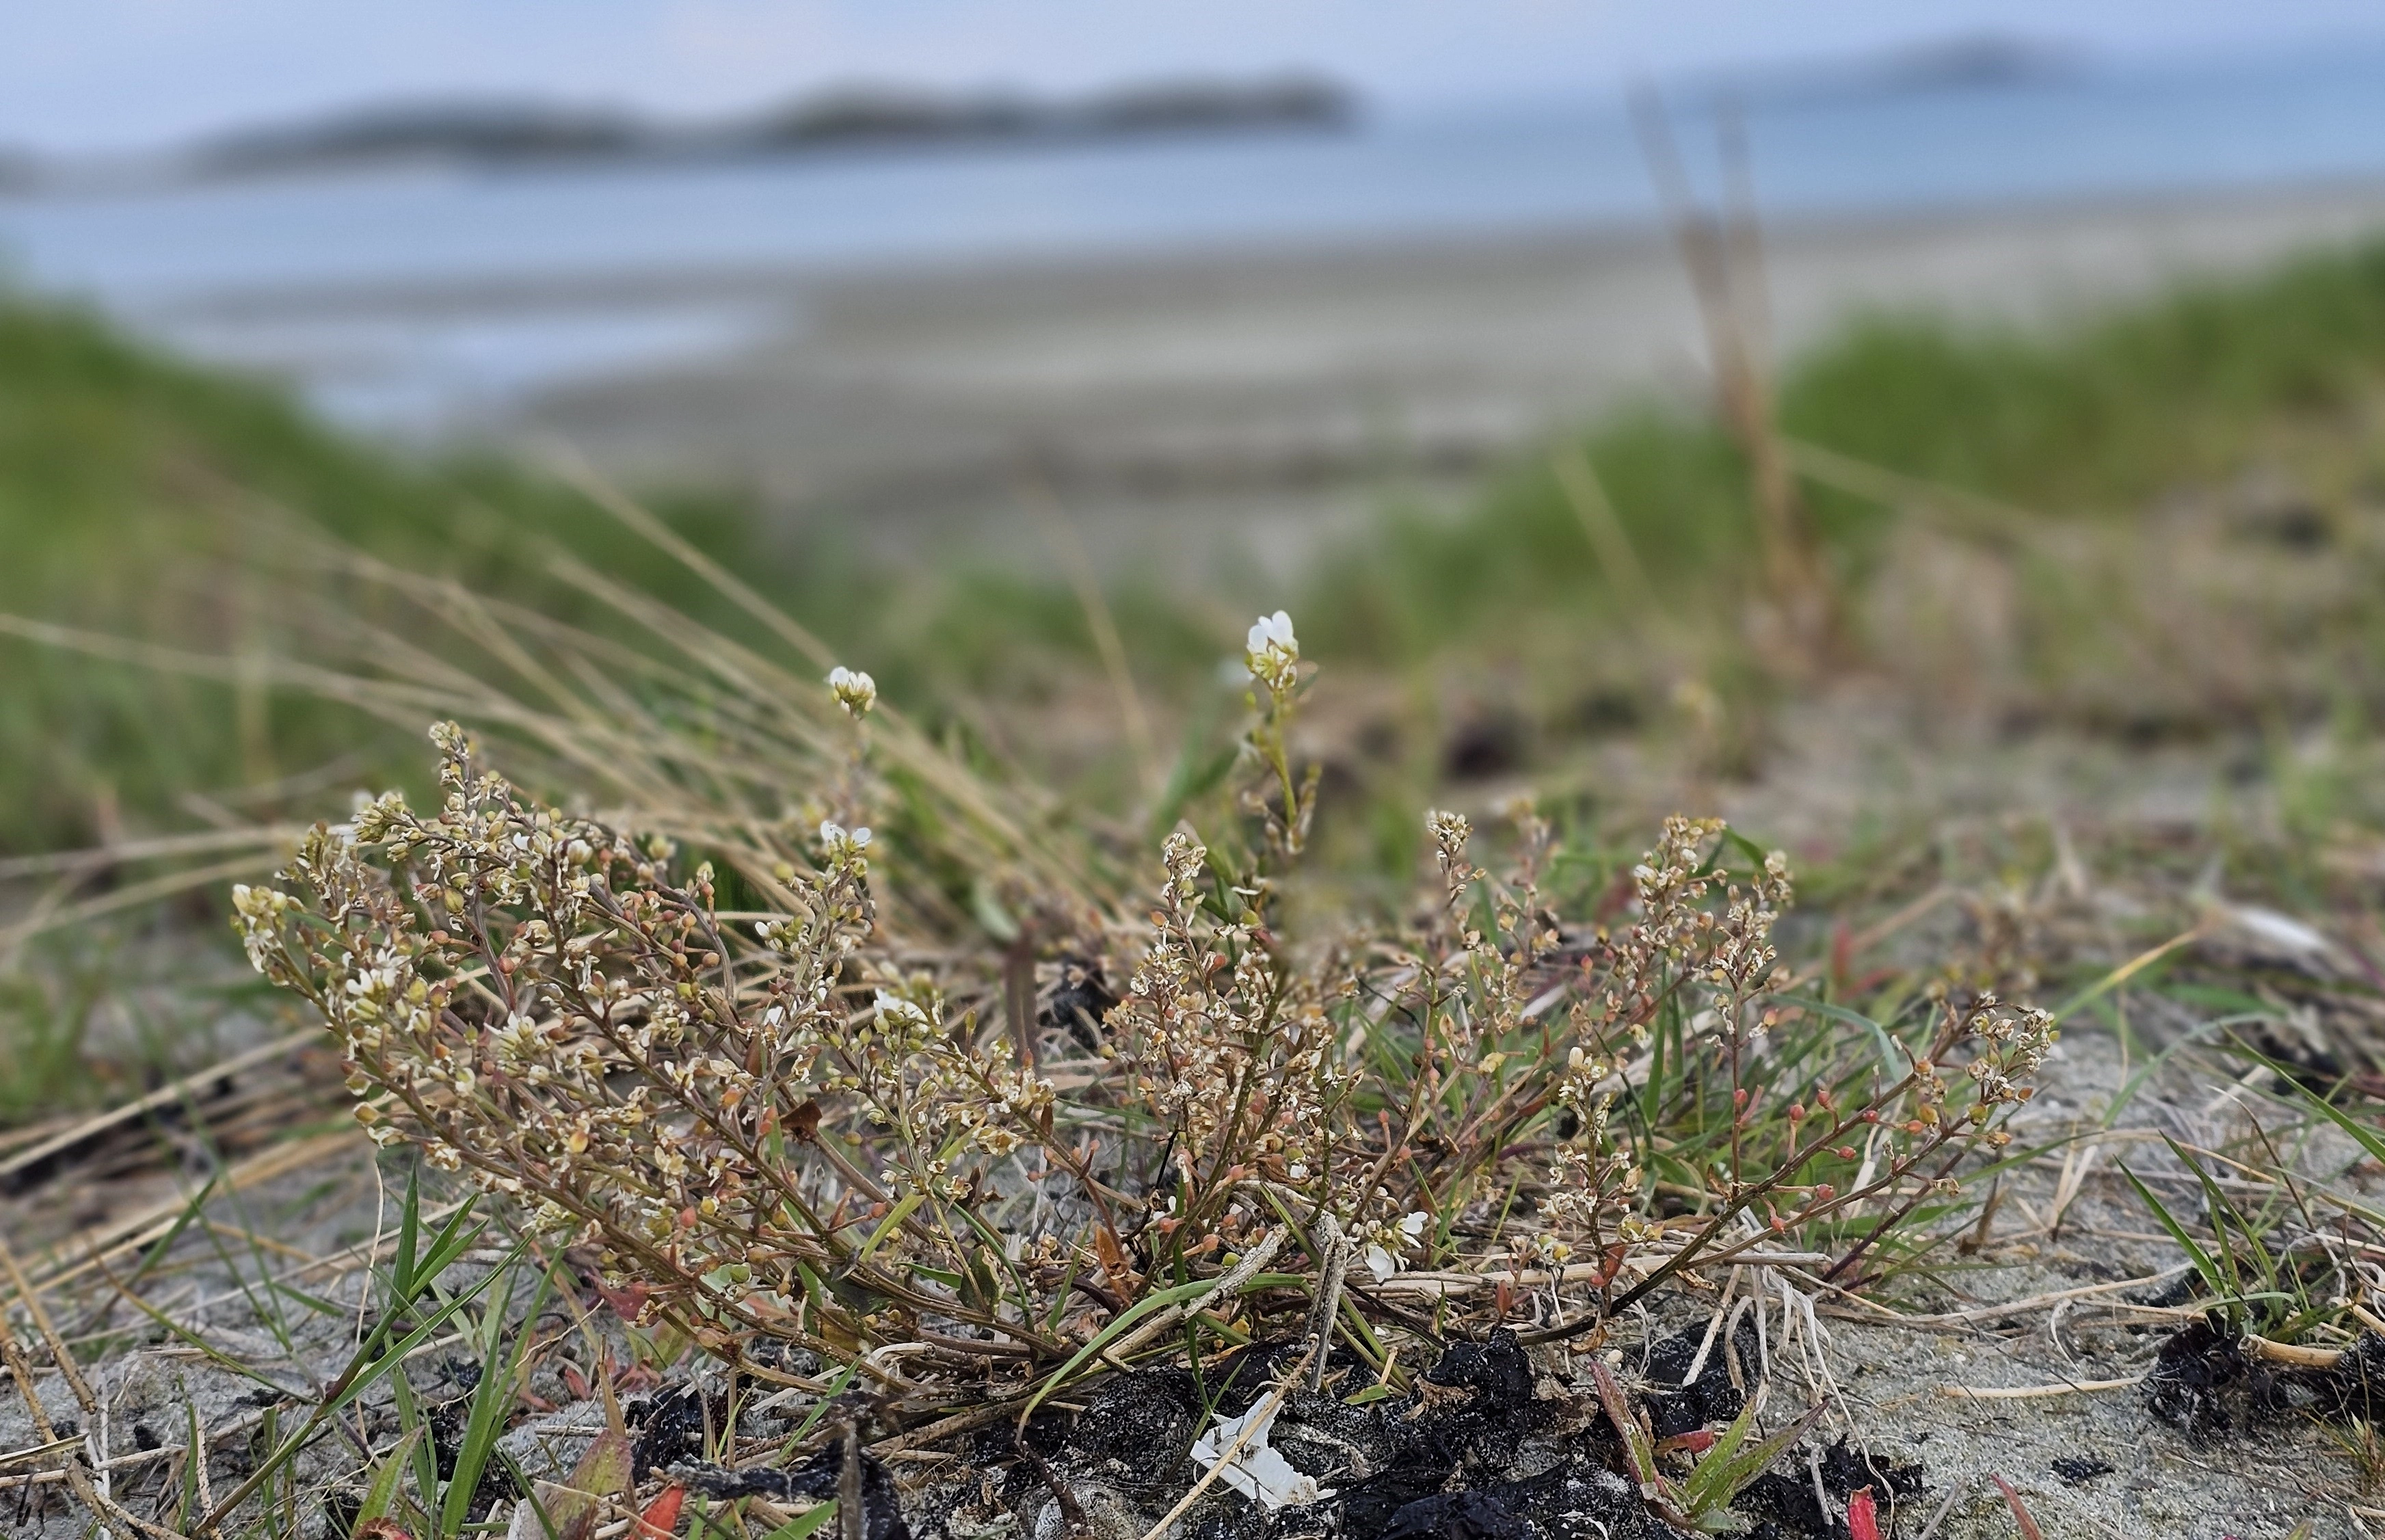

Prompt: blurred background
[15,1,2385,1106]
[14,4,2385,570]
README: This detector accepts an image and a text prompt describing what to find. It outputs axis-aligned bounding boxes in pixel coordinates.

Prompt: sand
[465,179,2385,575]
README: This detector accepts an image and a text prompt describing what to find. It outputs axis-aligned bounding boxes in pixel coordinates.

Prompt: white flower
[826,665,878,719]
[1242,610,1300,691]
[1246,609,1296,659]
[1364,1245,1400,1283]
[816,821,874,868]
[1398,1210,1430,1245]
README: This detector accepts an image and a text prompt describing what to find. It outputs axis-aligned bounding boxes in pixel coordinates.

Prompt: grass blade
[352,1428,421,1536]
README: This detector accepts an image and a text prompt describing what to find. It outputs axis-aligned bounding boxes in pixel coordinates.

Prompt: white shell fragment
[1188,1400,1334,1509]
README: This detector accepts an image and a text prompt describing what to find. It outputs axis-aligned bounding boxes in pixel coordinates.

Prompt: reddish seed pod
[1835,1146,1857,1160]
[1788,1103,1804,1121]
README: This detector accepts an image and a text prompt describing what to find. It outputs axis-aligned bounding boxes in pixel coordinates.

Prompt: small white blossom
[1243,609,1299,691]
[816,820,873,868]
[826,665,878,719]
[1246,609,1296,659]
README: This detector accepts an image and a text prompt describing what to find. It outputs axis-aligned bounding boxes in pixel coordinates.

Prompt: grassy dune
[11,241,2385,856]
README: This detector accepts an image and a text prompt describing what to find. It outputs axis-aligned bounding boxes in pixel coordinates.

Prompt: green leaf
[545,1427,633,1540]
[854,1193,924,1265]
[198,1237,518,1533]
[2163,1135,2268,1307]
[780,1361,860,1455]
[393,1165,424,1297]
[352,1429,421,1536]
[1022,1276,1221,1418]
[442,1260,555,1539]
[2118,1160,2228,1315]
[1676,1397,1760,1513]
[2247,1047,2385,1166]
[1587,1359,1664,1500]
[1784,996,1906,1080]
[759,1500,838,1540]
[1683,1402,1826,1520]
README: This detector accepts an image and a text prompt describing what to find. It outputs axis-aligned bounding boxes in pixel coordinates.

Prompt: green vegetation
[8,236,2385,1538]
[1331,238,2385,648]
[0,297,837,851]
[18,239,2385,855]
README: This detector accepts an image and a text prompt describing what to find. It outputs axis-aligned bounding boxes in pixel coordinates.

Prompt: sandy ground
[466,179,2385,576]
[4,1010,2371,1539]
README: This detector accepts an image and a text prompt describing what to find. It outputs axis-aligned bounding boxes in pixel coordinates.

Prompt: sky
[12,0,2385,155]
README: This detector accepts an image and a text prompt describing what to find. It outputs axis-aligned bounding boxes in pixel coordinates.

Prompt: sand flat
[277,180,2385,570]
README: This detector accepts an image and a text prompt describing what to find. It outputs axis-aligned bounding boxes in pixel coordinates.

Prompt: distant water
[8,47,2385,432]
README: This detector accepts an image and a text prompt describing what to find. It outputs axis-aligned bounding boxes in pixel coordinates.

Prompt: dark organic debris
[652,1326,1917,1540]
[2313,1331,2385,1425]
[2050,1457,2114,1485]
[924,1326,1877,1540]
[1064,1366,1206,1489]
[2145,1321,2385,1437]
[630,1383,719,1481]
[1377,1490,1531,1540]
[678,1445,912,1540]
[421,1381,516,1525]
[1042,958,1119,1051]
[1638,1321,1753,1439]
[1731,1438,1926,1540]
[2126,1271,2198,1310]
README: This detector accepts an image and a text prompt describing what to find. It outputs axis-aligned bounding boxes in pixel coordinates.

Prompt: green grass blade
[200,1238,522,1532]
[759,1500,838,1540]
[351,1428,421,1535]
[1683,1403,1826,1521]
[2243,1046,2385,1165]
[2117,1160,2228,1315]
[1676,1396,1761,1513]
[1020,1277,1218,1418]
[442,1258,554,1539]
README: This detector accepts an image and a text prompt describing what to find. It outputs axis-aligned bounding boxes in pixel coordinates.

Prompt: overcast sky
[13,0,2385,154]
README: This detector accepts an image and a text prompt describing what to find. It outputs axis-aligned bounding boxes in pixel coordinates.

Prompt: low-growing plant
[2117,1049,2385,1361]
[228,613,2055,1403]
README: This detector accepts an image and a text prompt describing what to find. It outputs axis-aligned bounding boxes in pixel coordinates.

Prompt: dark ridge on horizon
[33,73,1357,190]
[1678,32,2092,110]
